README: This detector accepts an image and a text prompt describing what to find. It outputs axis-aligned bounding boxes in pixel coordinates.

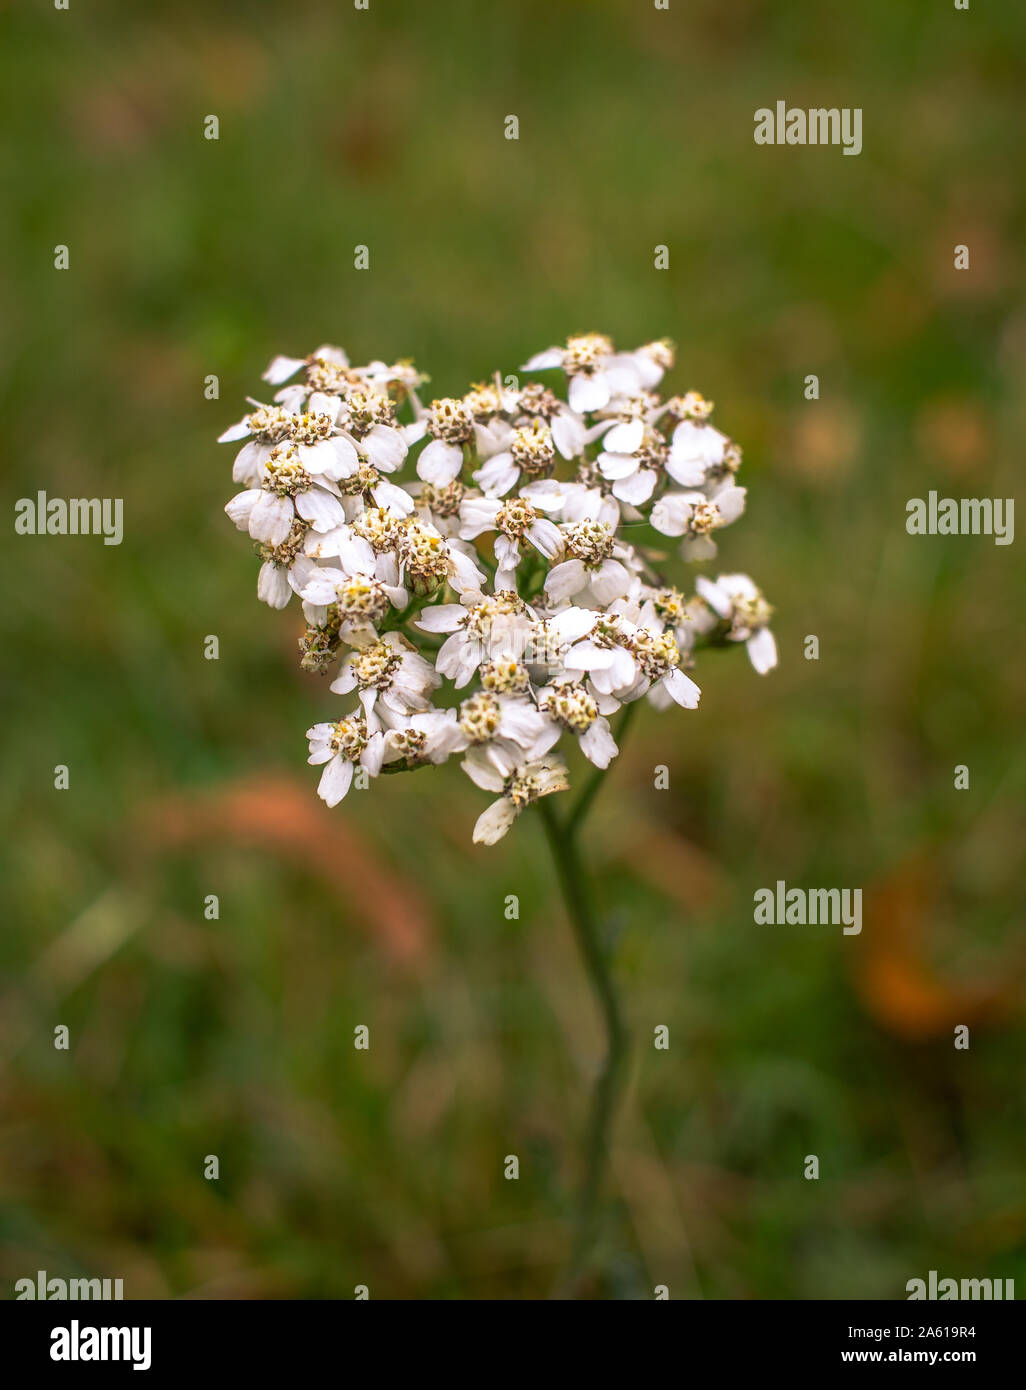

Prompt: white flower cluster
[221,334,776,844]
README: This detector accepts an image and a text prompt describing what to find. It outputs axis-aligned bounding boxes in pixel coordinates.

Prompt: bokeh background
[2,0,1024,1299]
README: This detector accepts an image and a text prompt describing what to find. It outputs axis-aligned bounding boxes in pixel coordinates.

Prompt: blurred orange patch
[915,396,991,481]
[143,774,432,968]
[853,857,1018,1042]
[782,400,861,484]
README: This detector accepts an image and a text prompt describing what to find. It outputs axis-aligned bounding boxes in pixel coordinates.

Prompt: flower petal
[415,604,467,634]
[522,347,564,371]
[579,717,618,768]
[248,492,294,545]
[417,439,464,484]
[612,468,657,505]
[543,558,587,604]
[472,798,519,845]
[224,488,261,530]
[602,419,645,454]
[360,423,407,472]
[263,354,306,385]
[747,627,777,674]
[568,373,610,414]
[257,560,292,609]
[663,668,702,708]
[296,488,345,532]
[551,410,586,460]
[473,453,519,497]
[317,753,354,807]
[589,558,631,605]
[218,417,252,444]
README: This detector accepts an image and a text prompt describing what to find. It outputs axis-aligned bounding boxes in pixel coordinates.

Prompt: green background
[2,0,1024,1298]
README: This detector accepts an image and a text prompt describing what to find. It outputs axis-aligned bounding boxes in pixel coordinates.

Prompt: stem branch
[564,700,638,837]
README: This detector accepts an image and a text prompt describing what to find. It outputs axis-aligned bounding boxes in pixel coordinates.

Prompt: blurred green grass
[1,0,1025,1298]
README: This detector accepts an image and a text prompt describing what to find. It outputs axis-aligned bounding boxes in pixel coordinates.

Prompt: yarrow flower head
[220,333,777,842]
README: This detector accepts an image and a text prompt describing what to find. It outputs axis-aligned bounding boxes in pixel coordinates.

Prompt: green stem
[537,718,635,1287]
[565,700,638,837]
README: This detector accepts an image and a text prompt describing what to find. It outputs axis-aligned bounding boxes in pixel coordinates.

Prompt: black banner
[2,1299,1021,1377]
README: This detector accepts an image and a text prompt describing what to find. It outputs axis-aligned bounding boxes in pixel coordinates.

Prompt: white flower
[459,494,563,588]
[648,584,714,655]
[596,422,669,505]
[332,388,409,473]
[416,397,475,484]
[631,339,675,388]
[561,614,638,692]
[296,533,407,638]
[223,332,774,844]
[226,444,348,551]
[224,483,334,610]
[695,573,777,674]
[350,467,417,518]
[220,398,361,489]
[464,751,570,845]
[626,622,702,709]
[456,690,549,774]
[219,403,293,479]
[665,418,729,487]
[386,517,485,597]
[407,478,467,537]
[532,678,619,768]
[361,358,429,397]
[523,333,645,414]
[370,707,465,773]
[473,418,560,497]
[267,344,348,391]
[330,630,440,730]
[515,383,589,461]
[416,593,536,687]
[565,615,700,710]
[519,604,601,676]
[650,483,747,559]
[544,520,632,606]
[306,713,378,807]
[553,481,621,528]
[590,388,663,453]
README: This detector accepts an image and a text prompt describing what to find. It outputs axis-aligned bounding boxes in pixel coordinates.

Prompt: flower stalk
[537,714,634,1290]
[216,333,780,1295]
